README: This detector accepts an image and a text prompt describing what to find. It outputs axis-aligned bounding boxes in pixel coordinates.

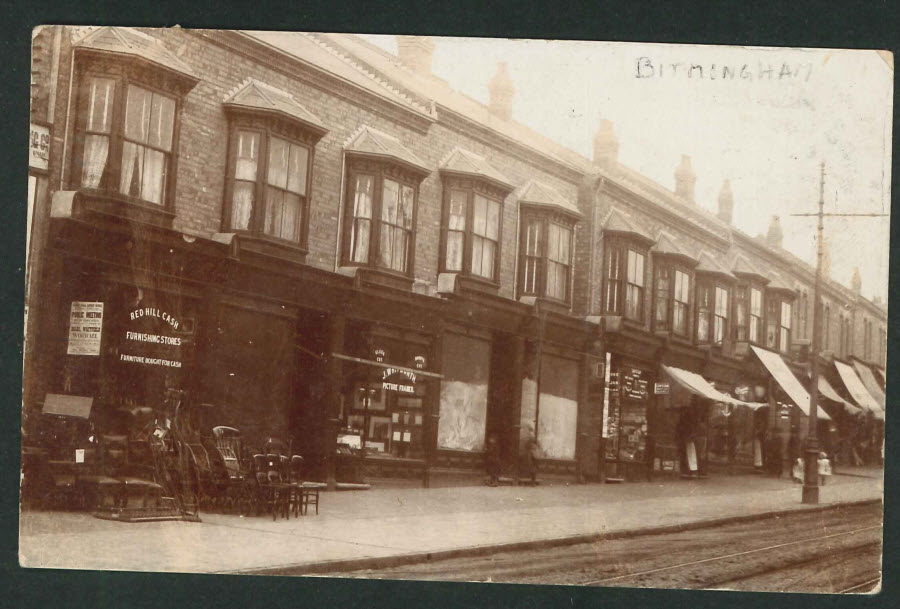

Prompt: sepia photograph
[19,25,891,595]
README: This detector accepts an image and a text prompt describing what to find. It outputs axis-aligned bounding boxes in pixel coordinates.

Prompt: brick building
[25,27,887,489]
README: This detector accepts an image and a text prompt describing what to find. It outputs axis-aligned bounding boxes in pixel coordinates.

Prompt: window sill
[457,274,501,296]
[231,232,309,263]
[520,295,572,315]
[75,189,175,229]
[346,265,415,292]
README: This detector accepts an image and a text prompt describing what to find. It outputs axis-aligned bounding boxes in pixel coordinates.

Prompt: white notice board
[67,301,104,356]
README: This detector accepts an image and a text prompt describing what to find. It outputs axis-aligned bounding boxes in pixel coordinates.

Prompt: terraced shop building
[25,27,887,489]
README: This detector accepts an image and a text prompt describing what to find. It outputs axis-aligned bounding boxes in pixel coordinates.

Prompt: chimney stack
[674,155,696,202]
[766,215,783,249]
[488,61,515,121]
[851,267,862,294]
[396,36,435,77]
[717,179,733,224]
[592,119,619,169]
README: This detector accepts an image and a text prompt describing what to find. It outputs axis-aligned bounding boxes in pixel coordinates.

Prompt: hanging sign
[29,123,50,171]
[67,301,104,356]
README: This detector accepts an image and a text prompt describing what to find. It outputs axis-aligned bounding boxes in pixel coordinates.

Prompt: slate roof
[696,251,736,280]
[731,253,770,284]
[343,125,430,175]
[602,207,655,243]
[223,78,327,135]
[653,230,699,264]
[439,148,514,191]
[75,26,198,82]
[515,180,581,217]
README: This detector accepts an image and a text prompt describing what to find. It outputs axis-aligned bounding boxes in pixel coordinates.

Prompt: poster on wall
[66,301,104,356]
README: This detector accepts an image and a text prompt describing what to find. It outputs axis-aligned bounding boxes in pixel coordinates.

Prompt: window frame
[70,64,183,211]
[341,157,422,278]
[651,257,693,338]
[439,175,508,286]
[603,236,651,324]
[764,293,794,353]
[221,117,317,250]
[516,207,576,304]
[694,277,731,346]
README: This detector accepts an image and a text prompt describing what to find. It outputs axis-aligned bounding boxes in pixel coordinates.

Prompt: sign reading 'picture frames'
[67,301,104,356]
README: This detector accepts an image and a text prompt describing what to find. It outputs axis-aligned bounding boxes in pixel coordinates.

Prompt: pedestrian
[791,457,804,484]
[817,451,832,485]
[523,428,541,486]
[485,433,500,486]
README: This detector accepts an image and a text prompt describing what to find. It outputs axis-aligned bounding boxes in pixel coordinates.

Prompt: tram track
[334,502,883,592]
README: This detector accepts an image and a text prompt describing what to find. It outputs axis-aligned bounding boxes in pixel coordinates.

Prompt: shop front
[603,354,653,481]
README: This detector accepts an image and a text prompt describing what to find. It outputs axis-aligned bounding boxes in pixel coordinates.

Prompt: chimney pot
[766,215,784,249]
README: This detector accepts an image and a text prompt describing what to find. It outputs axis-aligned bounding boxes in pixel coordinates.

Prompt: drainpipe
[334,151,347,272]
[59,28,75,190]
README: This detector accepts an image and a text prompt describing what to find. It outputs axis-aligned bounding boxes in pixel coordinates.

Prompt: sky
[360,35,893,303]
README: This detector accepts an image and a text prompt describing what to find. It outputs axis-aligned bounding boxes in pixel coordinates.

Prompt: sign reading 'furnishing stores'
[118,307,183,368]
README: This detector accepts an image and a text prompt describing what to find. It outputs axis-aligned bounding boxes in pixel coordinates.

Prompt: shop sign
[29,123,50,171]
[654,382,670,395]
[601,352,611,438]
[119,307,183,369]
[621,367,649,400]
[413,355,426,370]
[67,301,103,356]
[382,367,416,393]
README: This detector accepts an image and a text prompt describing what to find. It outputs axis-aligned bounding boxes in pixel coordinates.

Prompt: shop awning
[751,346,830,420]
[661,365,765,409]
[817,376,863,415]
[852,360,886,409]
[42,394,93,419]
[834,360,883,415]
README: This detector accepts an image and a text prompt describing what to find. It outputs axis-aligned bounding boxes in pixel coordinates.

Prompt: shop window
[652,263,691,336]
[517,211,575,303]
[343,160,420,275]
[440,181,504,282]
[73,76,177,206]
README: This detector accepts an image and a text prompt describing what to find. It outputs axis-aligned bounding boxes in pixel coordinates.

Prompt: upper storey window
[731,254,769,345]
[70,27,198,216]
[515,180,580,304]
[222,79,328,251]
[341,127,429,279]
[764,274,795,354]
[601,208,655,324]
[439,149,514,288]
[694,252,735,346]
[651,232,697,337]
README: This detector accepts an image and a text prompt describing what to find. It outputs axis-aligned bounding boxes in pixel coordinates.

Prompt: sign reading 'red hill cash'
[118,307,184,369]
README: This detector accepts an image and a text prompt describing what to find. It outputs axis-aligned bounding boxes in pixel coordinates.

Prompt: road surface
[330,502,882,593]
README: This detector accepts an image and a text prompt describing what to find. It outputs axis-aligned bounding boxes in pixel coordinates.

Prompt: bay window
[222,80,327,253]
[517,210,575,303]
[734,286,748,341]
[696,280,731,345]
[780,301,792,351]
[70,28,199,221]
[750,287,762,343]
[697,284,712,342]
[439,177,508,283]
[652,261,692,336]
[344,163,419,274]
[74,76,177,206]
[603,236,650,323]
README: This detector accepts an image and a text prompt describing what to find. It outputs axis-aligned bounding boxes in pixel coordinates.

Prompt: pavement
[18,467,883,576]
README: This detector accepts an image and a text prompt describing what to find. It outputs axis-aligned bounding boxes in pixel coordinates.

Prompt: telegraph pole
[791,162,887,504]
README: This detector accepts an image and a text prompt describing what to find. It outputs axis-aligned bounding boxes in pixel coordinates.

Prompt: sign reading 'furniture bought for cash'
[67,301,104,356]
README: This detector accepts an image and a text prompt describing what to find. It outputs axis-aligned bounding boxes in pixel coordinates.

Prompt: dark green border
[2,2,897,608]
